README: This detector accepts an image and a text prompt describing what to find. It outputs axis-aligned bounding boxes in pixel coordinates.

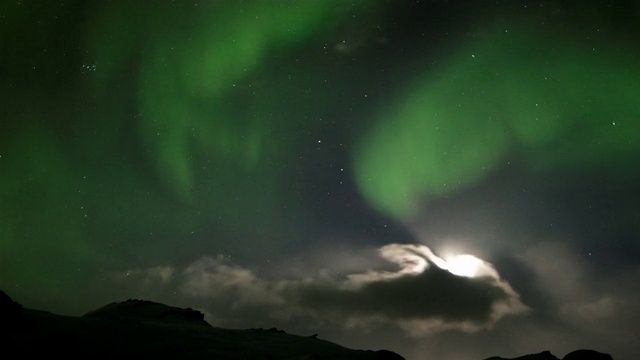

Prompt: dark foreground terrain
[485,349,613,360]
[1,290,612,360]
[1,290,402,359]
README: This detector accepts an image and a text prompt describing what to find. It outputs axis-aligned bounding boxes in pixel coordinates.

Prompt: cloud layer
[116,244,528,335]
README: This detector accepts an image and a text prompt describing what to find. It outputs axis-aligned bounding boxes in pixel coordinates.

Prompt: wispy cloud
[117,244,528,335]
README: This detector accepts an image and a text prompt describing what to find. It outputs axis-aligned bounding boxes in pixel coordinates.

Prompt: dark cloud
[115,244,527,336]
[291,267,504,321]
[112,237,640,359]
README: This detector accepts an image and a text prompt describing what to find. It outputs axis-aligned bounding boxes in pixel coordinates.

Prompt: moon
[443,254,485,278]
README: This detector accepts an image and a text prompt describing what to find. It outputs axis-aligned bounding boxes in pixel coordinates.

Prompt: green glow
[1,1,373,310]
[2,2,638,314]
[0,125,93,295]
[355,25,640,219]
[89,1,364,198]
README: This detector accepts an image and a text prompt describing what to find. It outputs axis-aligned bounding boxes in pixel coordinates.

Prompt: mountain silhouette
[0,290,403,359]
[485,350,560,360]
[1,290,613,360]
[484,349,614,360]
[83,298,211,327]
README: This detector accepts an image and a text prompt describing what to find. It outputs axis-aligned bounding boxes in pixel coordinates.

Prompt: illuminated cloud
[119,244,528,335]
[180,256,284,309]
[520,241,640,329]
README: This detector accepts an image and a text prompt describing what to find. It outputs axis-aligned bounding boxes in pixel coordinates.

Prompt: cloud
[117,244,528,336]
[180,256,284,309]
[510,240,640,359]
[116,266,175,286]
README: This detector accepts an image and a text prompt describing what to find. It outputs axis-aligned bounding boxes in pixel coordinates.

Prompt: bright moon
[375,244,496,279]
[444,254,484,278]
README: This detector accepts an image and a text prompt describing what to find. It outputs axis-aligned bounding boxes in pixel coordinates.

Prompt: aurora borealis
[2,1,640,359]
[355,23,640,218]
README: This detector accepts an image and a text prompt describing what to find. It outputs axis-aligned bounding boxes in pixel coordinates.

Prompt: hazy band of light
[354,23,640,219]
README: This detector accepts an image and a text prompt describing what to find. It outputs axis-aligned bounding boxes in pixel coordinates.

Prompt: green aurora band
[89,0,366,199]
[354,24,640,219]
[0,1,370,306]
[1,1,639,312]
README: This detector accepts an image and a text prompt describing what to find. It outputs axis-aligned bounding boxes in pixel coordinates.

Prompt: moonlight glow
[376,243,499,279]
[442,255,485,278]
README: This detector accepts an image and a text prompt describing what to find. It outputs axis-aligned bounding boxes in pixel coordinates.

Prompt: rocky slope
[1,290,402,359]
[485,349,613,360]
[1,290,613,360]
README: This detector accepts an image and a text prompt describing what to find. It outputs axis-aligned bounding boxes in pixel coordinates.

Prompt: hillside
[1,290,613,360]
[1,290,402,359]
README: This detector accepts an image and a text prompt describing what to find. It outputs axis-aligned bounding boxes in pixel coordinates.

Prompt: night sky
[1,1,639,359]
